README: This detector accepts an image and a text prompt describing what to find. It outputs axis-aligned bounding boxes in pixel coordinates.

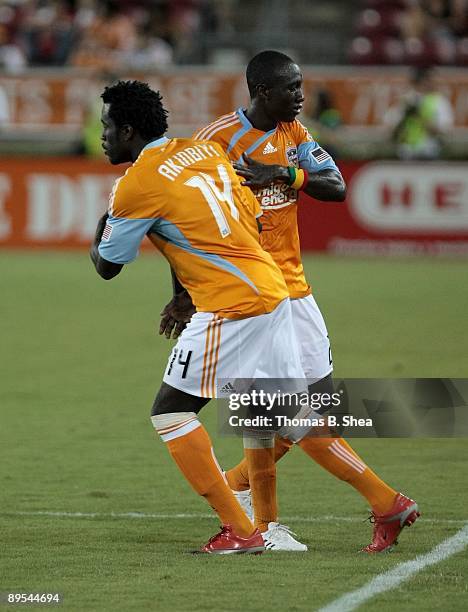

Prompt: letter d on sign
[26,174,78,240]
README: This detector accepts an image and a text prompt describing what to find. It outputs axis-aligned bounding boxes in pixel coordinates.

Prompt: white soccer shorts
[163,298,306,398]
[290,294,333,384]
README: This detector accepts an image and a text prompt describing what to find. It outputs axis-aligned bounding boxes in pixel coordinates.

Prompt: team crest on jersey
[286,146,298,166]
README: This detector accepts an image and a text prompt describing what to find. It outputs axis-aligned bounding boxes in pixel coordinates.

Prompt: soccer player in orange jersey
[90,79,320,554]
[165,50,419,553]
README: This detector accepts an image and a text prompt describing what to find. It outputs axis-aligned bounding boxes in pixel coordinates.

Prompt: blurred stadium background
[2,3,468,609]
[0,0,467,254]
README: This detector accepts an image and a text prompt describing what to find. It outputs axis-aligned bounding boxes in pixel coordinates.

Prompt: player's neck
[130,135,161,162]
[244,105,277,133]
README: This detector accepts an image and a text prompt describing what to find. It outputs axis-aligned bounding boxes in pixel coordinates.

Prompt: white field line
[1,510,467,525]
[319,524,468,612]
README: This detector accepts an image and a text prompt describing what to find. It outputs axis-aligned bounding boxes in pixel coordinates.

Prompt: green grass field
[1,251,467,611]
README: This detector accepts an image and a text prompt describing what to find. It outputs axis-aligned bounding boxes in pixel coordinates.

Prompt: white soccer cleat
[262,522,308,552]
[232,488,254,521]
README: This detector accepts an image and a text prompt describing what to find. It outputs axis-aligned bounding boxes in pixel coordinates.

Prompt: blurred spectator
[401,0,468,41]
[385,66,454,159]
[70,0,220,68]
[0,0,226,70]
[70,0,138,69]
[351,0,468,65]
[303,88,343,159]
[0,23,26,73]
[0,82,10,126]
[123,28,174,71]
[21,0,79,66]
[166,0,220,63]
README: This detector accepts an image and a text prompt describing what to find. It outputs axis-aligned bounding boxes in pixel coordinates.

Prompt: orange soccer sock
[243,441,277,532]
[274,435,294,460]
[225,458,250,492]
[156,417,254,538]
[225,435,293,492]
[298,436,397,514]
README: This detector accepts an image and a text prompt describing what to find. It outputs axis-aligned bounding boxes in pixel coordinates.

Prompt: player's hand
[159,291,196,340]
[233,153,289,188]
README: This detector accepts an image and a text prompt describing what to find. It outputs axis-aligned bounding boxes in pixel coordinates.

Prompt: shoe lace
[364,512,376,539]
[366,512,387,544]
[268,523,298,541]
[206,526,230,545]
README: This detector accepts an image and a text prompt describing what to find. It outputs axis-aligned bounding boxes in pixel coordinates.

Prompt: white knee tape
[242,432,275,449]
[151,411,197,431]
[278,405,315,443]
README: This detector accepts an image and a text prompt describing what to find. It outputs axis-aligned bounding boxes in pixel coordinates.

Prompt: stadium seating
[355,8,402,38]
[351,0,468,65]
[456,37,468,65]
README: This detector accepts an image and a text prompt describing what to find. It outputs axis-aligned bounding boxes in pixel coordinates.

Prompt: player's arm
[301,167,346,201]
[159,268,195,340]
[297,142,346,201]
[91,185,155,281]
[233,152,346,202]
[90,212,124,280]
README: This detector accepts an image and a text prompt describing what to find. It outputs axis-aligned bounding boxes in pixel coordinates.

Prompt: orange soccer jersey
[98,137,288,319]
[194,109,340,299]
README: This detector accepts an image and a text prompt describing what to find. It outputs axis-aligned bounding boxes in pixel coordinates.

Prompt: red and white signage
[299,161,468,255]
[1,158,468,255]
[0,158,119,248]
[349,163,468,233]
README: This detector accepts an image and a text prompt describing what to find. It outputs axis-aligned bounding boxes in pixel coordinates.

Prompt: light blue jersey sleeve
[297,141,340,174]
[98,213,156,264]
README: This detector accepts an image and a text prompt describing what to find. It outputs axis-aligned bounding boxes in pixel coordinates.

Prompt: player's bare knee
[308,372,334,396]
[151,382,208,416]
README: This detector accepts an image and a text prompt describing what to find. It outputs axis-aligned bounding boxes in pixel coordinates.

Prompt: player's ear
[256,84,270,101]
[120,124,134,141]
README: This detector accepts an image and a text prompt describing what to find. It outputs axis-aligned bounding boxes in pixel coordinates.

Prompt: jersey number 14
[185,164,239,238]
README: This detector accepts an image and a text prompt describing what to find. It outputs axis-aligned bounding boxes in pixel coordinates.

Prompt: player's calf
[151,383,256,546]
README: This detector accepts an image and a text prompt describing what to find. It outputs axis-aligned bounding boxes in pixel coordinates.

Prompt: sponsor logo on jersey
[286,146,298,166]
[262,142,278,154]
[254,182,298,209]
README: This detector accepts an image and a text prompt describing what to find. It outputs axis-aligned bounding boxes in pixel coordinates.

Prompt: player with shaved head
[161,51,420,553]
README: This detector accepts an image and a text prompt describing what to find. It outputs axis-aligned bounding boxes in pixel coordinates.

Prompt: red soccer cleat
[200,525,265,555]
[361,493,420,553]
